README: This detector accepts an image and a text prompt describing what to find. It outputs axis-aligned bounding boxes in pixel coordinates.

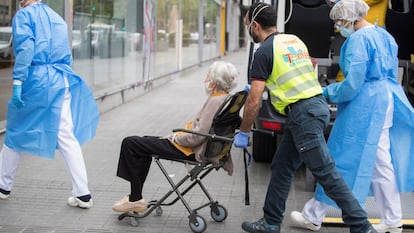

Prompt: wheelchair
[117,90,247,233]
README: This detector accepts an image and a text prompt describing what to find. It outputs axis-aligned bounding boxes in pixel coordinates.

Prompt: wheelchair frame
[117,90,247,233]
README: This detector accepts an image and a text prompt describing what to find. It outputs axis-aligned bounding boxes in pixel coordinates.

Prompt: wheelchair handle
[172,128,233,142]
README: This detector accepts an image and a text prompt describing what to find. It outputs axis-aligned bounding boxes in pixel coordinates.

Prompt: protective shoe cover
[111,196,148,213]
[241,218,280,233]
[0,192,9,199]
[67,196,93,209]
[373,223,402,233]
[290,211,321,231]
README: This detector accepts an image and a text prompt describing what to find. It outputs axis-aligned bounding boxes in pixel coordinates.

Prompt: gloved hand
[244,84,251,93]
[322,87,328,99]
[233,131,250,148]
[11,84,25,109]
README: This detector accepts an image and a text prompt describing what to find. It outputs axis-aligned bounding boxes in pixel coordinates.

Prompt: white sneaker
[290,211,321,231]
[373,223,402,233]
[67,196,93,209]
[0,192,9,199]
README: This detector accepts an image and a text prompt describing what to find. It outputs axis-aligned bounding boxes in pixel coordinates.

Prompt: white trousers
[0,78,90,197]
[302,91,402,227]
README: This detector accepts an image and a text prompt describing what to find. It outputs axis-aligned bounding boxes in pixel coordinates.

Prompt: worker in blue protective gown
[0,0,99,209]
[290,0,414,233]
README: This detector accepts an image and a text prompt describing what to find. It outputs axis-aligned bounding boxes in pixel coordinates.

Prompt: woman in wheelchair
[111,61,239,213]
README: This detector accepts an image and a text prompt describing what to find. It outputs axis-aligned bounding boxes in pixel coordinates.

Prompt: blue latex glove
[12,84,24,109]
[244,84,251,93]
[233,131,250,148]
[322,87,328,99]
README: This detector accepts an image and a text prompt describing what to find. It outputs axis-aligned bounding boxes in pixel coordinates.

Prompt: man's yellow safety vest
[266,34,322,115]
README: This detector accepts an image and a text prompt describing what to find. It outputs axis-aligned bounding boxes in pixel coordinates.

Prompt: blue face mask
[339,23,355,38]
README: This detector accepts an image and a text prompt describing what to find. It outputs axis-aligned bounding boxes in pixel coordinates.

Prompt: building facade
[0,0,247,131]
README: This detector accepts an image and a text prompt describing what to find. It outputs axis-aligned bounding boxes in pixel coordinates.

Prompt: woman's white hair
[330,0,369,22]
[208,61,239,92]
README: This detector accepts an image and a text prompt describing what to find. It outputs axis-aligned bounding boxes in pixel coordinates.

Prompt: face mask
[339,25,355,38]
[247,23,258,43]
[338,22,355,38]
[204,81,213,95]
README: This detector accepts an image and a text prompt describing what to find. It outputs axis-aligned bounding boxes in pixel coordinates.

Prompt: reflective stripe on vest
[266,34,322,115]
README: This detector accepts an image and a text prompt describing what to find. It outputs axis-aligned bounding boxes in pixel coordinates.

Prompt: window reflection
[72,0,144,97]
[0,1,15,125]
[0,26,13,68]
[0,0,224,124]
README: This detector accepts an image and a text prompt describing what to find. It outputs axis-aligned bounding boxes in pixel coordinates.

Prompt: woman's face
[204,73,217,94]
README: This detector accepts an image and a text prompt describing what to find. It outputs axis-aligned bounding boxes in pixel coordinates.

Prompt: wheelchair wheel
[130,217,138,227]
[210,204,228,222]
[189,215,206,233]
[155,206,163,216]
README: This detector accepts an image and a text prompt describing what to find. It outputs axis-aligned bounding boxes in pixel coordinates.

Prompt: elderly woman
[290,0,414,233]
[112,61,239,213]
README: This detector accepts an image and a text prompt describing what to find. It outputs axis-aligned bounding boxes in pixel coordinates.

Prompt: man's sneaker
[373,223,402,233]
[67,196,93,209]
[0,188,10,199]
[290,211,321,231]
[241,218,280,233]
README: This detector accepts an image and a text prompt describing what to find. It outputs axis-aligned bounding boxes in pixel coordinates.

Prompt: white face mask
[204,81,213,95]
[246,23,259,43]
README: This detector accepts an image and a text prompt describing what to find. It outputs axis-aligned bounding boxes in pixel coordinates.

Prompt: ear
[252,21,259,30]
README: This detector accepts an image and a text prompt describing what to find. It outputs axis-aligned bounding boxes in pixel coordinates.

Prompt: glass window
[72,0,145,97]
[0,0,225,126]
[181,0,199,67]
[154,0,177,77]
[0,1,17,125]
[203,0,219,60]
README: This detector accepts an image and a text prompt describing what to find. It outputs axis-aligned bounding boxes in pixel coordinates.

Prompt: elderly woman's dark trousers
[116,136,195,199]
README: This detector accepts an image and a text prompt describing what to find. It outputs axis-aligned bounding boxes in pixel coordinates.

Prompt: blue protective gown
[4,3,99,159]
[315,25,414,206]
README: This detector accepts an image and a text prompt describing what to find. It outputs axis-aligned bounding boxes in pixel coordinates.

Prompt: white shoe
[67,196,93,209]
[373,223,402,233]
[0,192,9,199]
[290,211,321,231]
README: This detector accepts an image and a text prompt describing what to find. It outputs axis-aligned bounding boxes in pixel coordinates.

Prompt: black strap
[243,148,251,205]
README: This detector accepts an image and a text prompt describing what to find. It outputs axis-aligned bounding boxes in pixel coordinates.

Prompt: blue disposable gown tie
[315,26,414,206]
[5,3,99,159]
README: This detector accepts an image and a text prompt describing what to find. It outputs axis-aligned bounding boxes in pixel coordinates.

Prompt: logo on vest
[282,46,310,67]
